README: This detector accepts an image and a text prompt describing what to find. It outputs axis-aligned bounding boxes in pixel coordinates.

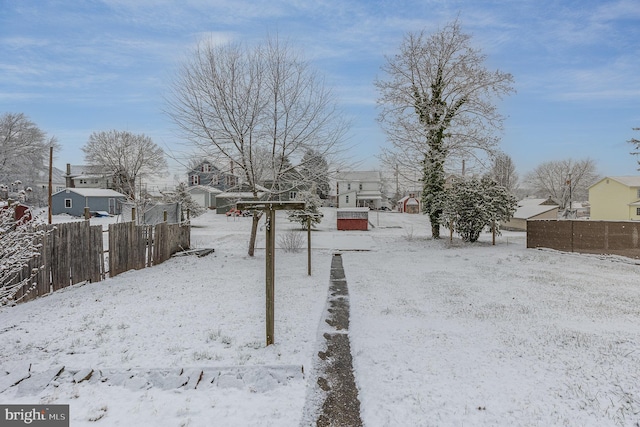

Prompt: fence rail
[527,219,640,259]
[5,220,190,304]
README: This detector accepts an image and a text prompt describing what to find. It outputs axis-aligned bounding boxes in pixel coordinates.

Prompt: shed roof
[513,204,558,220]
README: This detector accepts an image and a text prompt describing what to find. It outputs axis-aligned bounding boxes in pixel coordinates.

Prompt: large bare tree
[524,158,599,210]
[375,20,514,238]
[83,130,168,200]
[167,36,348,256]
[487,152,519,194]
[0,112,58,198]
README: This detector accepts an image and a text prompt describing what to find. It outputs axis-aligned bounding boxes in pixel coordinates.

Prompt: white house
[336,171,384,209]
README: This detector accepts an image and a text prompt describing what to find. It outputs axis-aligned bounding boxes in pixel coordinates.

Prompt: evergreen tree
[299,149,330,199]
[165,182,206,219]
[287,190,323,229]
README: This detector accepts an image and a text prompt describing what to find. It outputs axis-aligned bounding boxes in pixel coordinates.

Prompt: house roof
[518,197,556,206]
[217,191,266,199]
[53,188,126,198]
[589,176,640,188]
[187,185,223,194]
[337,171,381,182]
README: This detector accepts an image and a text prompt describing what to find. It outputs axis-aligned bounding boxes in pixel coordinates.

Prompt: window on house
[190,175,199,185]
[637,207,640,216]
[345,195,349,204]
[289,191,297,200]
[64,199,72,209]
[202,163,210,173]
[359,183,363,191]
[637,189,640,199]
[347,183,351,190]
[79,179,87,184]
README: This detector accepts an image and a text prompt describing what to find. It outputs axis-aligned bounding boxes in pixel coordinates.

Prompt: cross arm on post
[236,201,306,211]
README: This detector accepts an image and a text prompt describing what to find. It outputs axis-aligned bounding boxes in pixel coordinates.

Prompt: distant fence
[7,220,190,304]
[527,220,640,259]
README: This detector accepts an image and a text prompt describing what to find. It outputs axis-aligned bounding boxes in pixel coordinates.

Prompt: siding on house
[589,176,640,221]
[336,171,383,209]
[52,188,126,216]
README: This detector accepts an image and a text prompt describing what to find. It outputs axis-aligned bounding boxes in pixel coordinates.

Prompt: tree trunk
[247,212,261,257]
[430,212,441,239]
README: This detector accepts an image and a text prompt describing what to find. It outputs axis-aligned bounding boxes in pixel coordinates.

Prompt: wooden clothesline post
[236,200,306,346]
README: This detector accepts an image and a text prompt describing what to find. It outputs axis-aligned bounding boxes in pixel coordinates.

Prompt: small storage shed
[397,194,421,213]
[337,207,369,231]
[52,188,126,217]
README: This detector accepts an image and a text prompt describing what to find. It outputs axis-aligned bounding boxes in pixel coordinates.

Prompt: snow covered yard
[1,208,640,426]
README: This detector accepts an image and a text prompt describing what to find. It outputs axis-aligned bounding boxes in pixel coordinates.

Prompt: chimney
[65,163,75,188]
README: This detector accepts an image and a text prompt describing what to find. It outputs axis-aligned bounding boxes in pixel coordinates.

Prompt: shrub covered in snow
[441,177,517,242]
[0,203,49,305]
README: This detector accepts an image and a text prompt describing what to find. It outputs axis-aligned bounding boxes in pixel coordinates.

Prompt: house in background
[187,160,238,191]
[336,171,384,209]
[51,188,126,216]
[501,197,559,231]
[64,164,113,189]
[589,176,640,220]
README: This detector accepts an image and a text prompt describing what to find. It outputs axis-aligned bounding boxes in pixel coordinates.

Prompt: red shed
[0,203,32,225]
[337,208,369,231]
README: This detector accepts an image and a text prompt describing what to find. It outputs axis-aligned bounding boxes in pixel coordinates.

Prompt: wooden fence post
[307,216,312,276]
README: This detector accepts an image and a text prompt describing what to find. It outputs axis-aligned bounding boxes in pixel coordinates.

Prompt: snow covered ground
[1,208,640,426]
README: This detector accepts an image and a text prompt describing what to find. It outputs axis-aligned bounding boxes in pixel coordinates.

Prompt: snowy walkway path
[313,253,363,426]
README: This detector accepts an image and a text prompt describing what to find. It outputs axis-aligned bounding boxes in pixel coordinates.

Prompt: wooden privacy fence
[6,220,190,304]
[527,219,640,259]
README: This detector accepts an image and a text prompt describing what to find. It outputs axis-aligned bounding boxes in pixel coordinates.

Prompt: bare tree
[375,20,514,238]
[524,158,599,210]
[0,113,58,200]
[167,36,348,256]
[630,127,640,169]
[487,152,518,194]
[83,130,168,200]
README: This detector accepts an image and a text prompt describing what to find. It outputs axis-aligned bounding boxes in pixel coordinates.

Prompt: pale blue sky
[1,0,639,180]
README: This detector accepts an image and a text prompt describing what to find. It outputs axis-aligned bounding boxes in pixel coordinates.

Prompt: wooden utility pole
[307,217,311,276]
[48,146,53,224]
[236,200,305,346]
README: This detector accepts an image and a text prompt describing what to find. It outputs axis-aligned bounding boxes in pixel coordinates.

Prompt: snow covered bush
[278,229,304,253]
[441,177,517,242]
[287,190,323,229]
[0,203,48,305]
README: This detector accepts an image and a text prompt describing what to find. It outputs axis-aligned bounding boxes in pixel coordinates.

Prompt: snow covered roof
[53,188,126,198]
[187,185,222,194]
[217,191,265,199]
[513,204,558,220]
